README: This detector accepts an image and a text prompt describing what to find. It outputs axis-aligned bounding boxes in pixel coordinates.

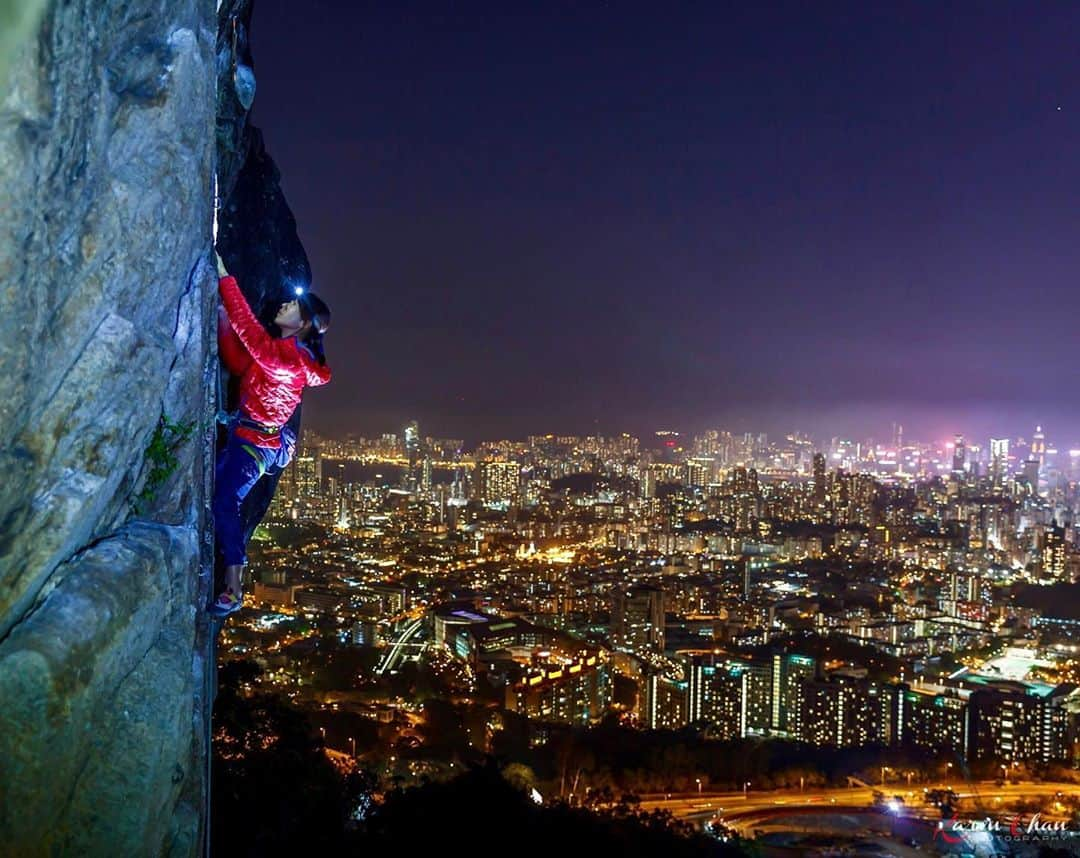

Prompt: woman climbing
[209,250,332,616]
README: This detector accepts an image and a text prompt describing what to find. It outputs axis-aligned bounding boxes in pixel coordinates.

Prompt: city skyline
[252,4,1080,442]
[301,399,1080,451]
[248,381,1080,814]
[304,411,1078,457]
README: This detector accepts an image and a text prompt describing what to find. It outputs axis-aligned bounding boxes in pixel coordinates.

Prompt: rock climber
[209,250,331,616]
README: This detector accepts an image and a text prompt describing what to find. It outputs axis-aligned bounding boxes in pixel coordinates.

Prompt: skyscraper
[1043,525,1066,581]
[812,453,826,505]
[476,460,519,508]
[770,653,815,735]
[990,438,1009,488]
[294,443,321,498]
[1022,458,1040,495]
[404,420,420,468]
[1032,425,1046,470]
[404,420,421,491]
[685,457,712,488]
[420,456,433,494]
[644,672,686,729]
[612,586,665,655]
[640,465,658,500]
[952,434,966,477]
[685,655,766,739]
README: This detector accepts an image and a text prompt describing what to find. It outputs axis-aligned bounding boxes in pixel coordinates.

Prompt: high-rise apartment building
[612,586,665,655]
[644,672,687,729]
[476,460,519,508]
[294,443,321,498]
[798,677,897,747]
[770,653,816,735]
[968,685,1073,765]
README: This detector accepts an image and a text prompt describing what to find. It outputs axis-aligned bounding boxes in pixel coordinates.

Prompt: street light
[349,736,356,758]
[744,781,750,799]
[696,778,702,795]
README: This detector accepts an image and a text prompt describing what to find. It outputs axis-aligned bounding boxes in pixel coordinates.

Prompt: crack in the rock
[0,524,129,651]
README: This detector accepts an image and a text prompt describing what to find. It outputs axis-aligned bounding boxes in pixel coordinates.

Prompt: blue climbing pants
[212,426,290,566]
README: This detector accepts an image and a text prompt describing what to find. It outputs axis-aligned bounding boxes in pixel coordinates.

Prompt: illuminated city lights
[216,418,1080,848]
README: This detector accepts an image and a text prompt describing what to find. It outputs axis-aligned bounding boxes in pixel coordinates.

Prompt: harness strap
[236,415,281,436]
[239,443,267,477]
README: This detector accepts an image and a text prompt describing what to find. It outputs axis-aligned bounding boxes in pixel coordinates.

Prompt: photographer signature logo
[935,813,1072,844]
[933,814,964,844]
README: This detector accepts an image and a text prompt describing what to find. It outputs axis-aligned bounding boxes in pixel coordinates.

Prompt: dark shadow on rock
[217,127,311,313]
[216,0,255,197]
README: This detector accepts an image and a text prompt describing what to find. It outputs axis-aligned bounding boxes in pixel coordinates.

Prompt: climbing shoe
[208,588,243,617]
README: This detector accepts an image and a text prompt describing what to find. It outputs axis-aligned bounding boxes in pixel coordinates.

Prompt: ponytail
[303,328,327,366]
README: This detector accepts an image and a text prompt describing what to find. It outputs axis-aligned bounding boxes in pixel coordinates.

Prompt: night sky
[250,2,1080,445]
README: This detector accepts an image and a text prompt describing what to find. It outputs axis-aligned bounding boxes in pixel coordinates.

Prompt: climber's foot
[208,587,243,617]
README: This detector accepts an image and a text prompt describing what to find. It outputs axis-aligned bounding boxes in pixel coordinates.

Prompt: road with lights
[374,616,426,675]
[638,780,1080,829]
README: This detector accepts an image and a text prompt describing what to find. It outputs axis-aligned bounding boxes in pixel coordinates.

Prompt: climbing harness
[236,415,281,437]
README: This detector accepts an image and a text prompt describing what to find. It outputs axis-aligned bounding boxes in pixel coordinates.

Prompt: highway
[638,780,1080,827]
[374,616,426,675]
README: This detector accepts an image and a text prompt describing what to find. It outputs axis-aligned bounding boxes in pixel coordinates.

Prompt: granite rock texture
[0,524,205,855]
[0,0,309,849]
[0,0,218,854]
[0,0,47,89]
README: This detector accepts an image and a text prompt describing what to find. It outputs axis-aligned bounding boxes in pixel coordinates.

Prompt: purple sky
[249,1,1080,445]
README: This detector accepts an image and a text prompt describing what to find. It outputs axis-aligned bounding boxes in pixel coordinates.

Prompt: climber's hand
[214,250,228,278]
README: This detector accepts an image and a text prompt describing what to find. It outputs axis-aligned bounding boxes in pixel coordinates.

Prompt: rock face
[0,1,315,852]
[0,1,218,854]
[0,0,47,88]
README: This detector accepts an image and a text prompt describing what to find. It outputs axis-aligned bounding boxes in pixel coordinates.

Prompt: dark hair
[298,292,330,366]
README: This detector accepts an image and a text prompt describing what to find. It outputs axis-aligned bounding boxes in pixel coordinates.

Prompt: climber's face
[274,299,306,335]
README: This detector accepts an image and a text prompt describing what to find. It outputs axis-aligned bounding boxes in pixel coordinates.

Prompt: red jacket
[218,305,252,377]
[218,275,331,447]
